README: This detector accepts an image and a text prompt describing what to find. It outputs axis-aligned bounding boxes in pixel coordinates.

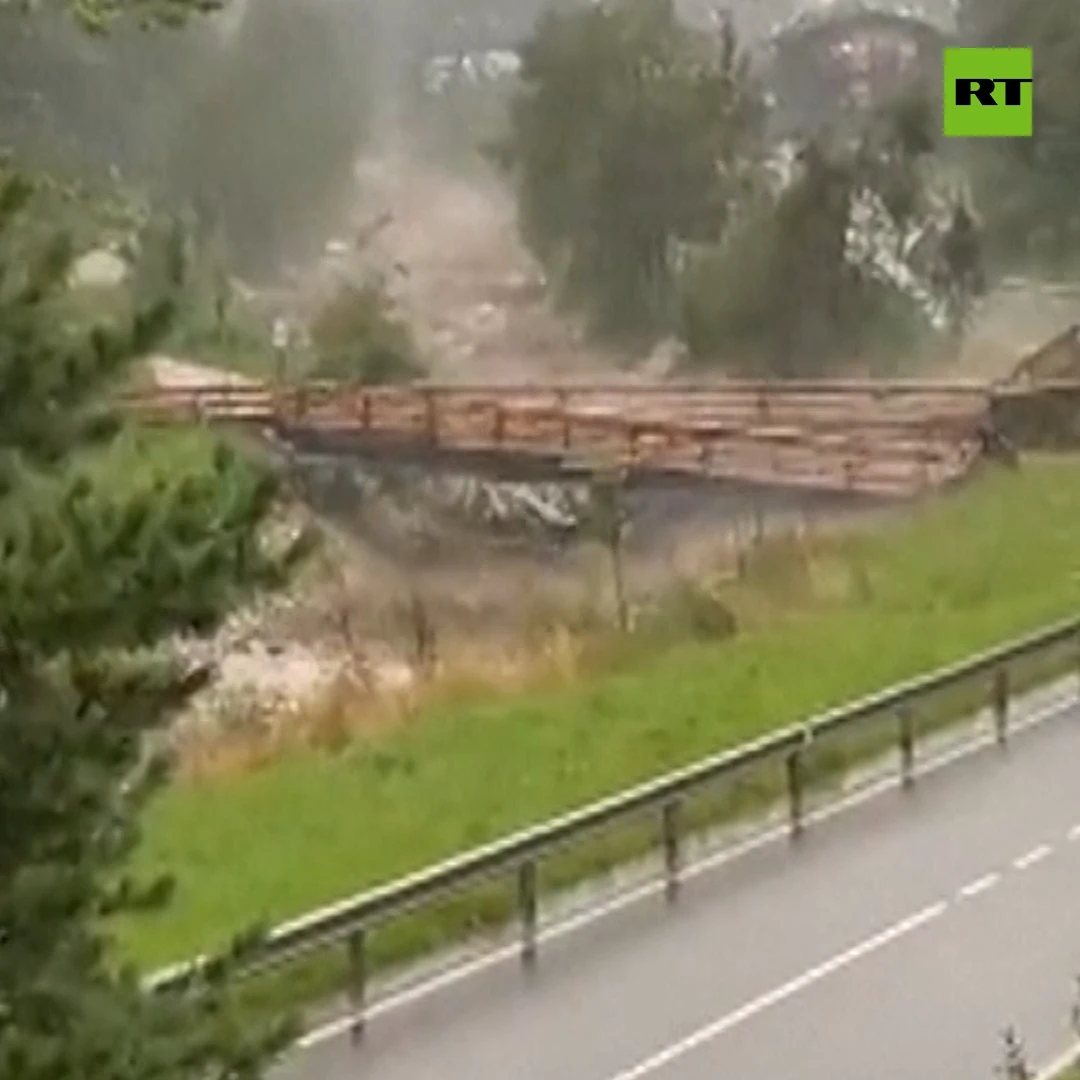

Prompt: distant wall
[765,11,949,135]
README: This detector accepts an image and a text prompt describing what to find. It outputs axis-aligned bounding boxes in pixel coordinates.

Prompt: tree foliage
[0,0,211,168]
[309,279,423,384]
[0,157,305,1078]
[496,0,763,341]
[44,0,223,33]
[498,0,958,374]
[682,91,946,375]
[961,0,1080,272]
[2,0,375,281]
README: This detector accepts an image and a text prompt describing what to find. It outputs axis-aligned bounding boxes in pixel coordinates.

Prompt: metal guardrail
[146,614,1080,1037]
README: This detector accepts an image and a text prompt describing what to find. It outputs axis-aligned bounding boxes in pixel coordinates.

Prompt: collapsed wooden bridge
[124,376,1002,500]
[124,327,1080,500]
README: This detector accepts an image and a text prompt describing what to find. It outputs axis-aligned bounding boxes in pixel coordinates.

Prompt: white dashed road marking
[601,826,1077,1080]
[599,902,949,1080]
[1014,844,1053,870]
[292,689,1078,1051]
[957,872,1000,900]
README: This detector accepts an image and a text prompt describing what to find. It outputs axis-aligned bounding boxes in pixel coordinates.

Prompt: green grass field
[121,457,1080,973]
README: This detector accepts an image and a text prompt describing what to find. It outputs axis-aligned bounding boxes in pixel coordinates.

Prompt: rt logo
[943,48,1033,137]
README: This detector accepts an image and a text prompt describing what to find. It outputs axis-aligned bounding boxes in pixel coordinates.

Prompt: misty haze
[4,4,1080,1080]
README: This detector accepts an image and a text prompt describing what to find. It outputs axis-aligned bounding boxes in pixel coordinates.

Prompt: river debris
[300,457,593,543]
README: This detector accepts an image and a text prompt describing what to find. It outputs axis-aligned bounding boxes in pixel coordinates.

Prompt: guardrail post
[557,390,570,450]
[518,860,538,970]
[361,391,372,431]
[347,928,367,1044]
[898,705,915,790]
[661,799,681,903]
[786,750,804,839]
[992,665,1009,747]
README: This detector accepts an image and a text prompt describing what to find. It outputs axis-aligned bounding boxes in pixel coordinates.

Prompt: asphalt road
[275,688,1080,1080]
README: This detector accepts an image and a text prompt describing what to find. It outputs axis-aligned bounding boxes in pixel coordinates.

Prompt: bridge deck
[122,377,995,500]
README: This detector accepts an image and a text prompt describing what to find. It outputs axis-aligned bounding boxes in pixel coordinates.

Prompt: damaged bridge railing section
[145,614,1080,1039]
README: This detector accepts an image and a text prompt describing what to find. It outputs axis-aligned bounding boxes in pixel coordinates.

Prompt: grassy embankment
[120,457,1080,1009]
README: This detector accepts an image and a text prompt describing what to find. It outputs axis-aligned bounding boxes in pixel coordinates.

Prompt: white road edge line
[957,872,1000,900]
[600,902,949,1080]
[1068,823,1080,842]
[1035,1041,1080,1080]
[1014,844,1054,871]
[295,689,1075,1050]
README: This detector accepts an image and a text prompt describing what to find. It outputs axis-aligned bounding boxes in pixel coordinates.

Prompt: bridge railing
[122,380,989,498]
[144,614,1080,1035]
[120,380,992,431]
[121,380,992,440]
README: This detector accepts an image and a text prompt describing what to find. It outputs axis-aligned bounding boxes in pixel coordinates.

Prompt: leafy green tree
[309,279,424,384]
[0,0,211,165]
[0,156,304,1080]
[495,0,763,341]
[682,105,940,376]
[858,91,939,253]
[3,0,374,280]
[932,201,986,335]
[60,0,222,32]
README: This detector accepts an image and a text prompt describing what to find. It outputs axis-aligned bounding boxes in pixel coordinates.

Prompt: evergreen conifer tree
[0,155,305,1079]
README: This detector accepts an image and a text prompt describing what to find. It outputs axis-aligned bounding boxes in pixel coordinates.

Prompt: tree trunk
[608,535,629,632]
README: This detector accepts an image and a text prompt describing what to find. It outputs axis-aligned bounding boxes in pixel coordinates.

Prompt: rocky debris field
[164,516,416,746]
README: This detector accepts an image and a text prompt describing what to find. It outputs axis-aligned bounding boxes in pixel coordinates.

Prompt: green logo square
[943,47,1033,137]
